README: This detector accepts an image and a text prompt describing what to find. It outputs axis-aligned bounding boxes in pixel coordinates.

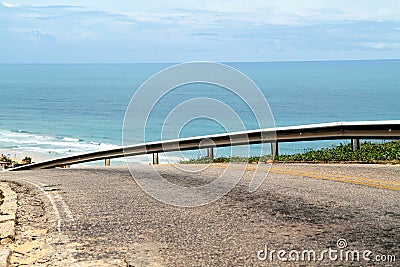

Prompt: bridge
[9,120,400,171]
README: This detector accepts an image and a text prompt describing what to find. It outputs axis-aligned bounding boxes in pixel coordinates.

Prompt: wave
[62,137,81,142]
[0,129,120,157]
[0,129,195,164]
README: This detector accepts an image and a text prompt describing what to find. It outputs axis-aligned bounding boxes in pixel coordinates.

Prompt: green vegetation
[0,155,33,169]
[181,140,400,164]
[275,141,400,163]
[0,155,12,164]
[22,156,32,164]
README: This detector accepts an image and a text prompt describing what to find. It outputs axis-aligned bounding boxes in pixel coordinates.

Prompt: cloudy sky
[1,0,400,63]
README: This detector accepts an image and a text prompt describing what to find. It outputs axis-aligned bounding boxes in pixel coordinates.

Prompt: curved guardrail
[9,120,400,171]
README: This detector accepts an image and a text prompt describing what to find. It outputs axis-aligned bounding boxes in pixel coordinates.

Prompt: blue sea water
[0,60,399,163]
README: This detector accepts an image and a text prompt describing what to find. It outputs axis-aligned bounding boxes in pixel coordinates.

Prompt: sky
[1,0,400,63]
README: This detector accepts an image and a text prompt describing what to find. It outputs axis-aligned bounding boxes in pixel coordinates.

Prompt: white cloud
[4,1,400,29]
[30,28,52,39]
[1,1,19,8]
[364,42,400,49]
[1,1,400,62]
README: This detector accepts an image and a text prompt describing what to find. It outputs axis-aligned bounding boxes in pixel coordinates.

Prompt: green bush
[181,140,400,164]
[22,156,32,164]
[0,155,12,163]
[275,140,400,163]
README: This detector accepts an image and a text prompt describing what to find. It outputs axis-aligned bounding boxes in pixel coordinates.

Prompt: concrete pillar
[152,153,159,165]
[271,142,279,158]
[105,158,111,166]
[207,147,214,161]
[351,139,361,151]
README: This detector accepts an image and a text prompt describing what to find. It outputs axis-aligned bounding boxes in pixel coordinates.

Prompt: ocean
[0,60,399,164]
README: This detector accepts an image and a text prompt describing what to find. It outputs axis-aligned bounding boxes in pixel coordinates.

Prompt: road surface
[1,163,399,266]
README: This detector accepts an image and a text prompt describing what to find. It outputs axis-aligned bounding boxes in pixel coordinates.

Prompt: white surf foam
[0,129,119,157]
[0,129,192,164]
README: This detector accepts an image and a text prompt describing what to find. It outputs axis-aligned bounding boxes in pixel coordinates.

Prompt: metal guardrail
[9,120,400,171]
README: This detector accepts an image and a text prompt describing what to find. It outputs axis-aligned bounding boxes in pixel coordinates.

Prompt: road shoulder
[0,182,17,266]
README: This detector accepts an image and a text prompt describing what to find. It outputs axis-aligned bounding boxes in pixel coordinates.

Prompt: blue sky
[1,0,400,63]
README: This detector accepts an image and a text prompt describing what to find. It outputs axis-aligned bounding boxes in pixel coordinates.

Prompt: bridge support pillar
[105,158,110,166]
[271,142,279,158]
[153,153,159,165]
[351,139,361,151]
[207,147,214,161]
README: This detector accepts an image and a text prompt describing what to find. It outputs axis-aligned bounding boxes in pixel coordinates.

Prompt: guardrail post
[271,142,279,158]
[351,139,361,151]
[152,153,159,165]
[105,158,111,166]
[207,147,214,161]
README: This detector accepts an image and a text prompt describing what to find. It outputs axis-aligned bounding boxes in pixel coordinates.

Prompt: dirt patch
[6,182,127,266]
[6,182,71,266]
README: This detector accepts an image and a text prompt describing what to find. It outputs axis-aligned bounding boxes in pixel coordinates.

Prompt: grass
[180,140,400,164]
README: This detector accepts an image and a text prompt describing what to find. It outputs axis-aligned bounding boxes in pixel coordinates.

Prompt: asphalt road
[1,163,399,266]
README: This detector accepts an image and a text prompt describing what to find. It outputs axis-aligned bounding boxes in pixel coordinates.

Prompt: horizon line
[0,58,399,65]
